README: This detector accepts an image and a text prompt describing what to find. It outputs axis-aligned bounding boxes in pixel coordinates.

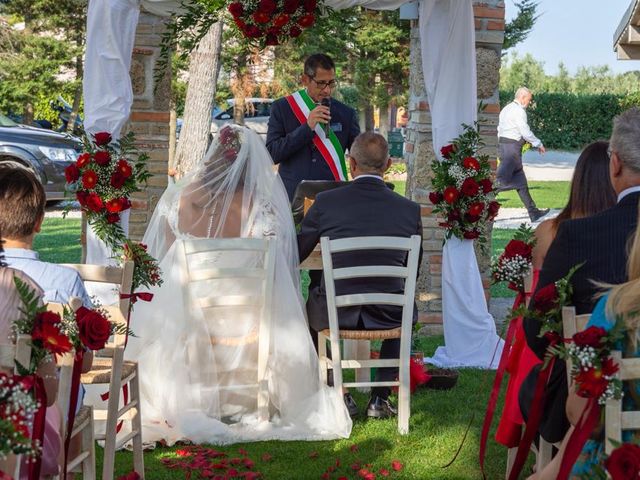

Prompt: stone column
[126,9,171,241]
[404,1,505,331]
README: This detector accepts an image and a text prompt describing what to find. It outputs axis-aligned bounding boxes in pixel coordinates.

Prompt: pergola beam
[614,0,640,59]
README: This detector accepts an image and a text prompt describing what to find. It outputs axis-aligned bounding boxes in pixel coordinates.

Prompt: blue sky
[504,0,640,74]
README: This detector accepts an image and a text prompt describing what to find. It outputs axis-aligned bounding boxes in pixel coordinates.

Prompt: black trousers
[497,140,539,217]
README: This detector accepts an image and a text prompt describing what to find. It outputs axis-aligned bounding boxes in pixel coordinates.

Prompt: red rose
[532,283,559,314]
[106,212,120,224]
[93,132,112,146]
[480,178,493,193]
[228,2,243,17]
[110,172,126,189]
[463,230,480,240]
[464,213,480,223]
[440,144,455,159]
[116,472,141,480]
[119,198,131,211]
[304,0,317,11]
[463,156,480,171]
[117,159,133,178]
[428,191,442,204]
[82,170,98,189]
[606,443,640,480]
[93,150,111,167]
[76,152,91,168]
[265,34,280,46]
[298,13,315,27]
[272,14,290,27]
[76,306,112,351]
[487,200,500,220]
[65,163,80,183]
[573,326,607,348]
[76,191,89,206]
[575,357,618,399]
[86,193,104,213]
[244,25,263,38]
[253,11,271,23]
[504,239,532,259]
[461,178,479,196]
[283,0,299,13]
[288,26,302,37]
[447,209,461,222]
[443,186,459,205]
[467,201,484,217]
[258,0,277,13]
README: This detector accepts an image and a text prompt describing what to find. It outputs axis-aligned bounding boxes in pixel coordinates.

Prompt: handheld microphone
[320,98,331,135]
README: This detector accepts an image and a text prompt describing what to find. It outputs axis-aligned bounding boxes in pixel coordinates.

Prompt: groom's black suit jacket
[267,96,360,201]
[520,190,640,442]
[297,176,423,332]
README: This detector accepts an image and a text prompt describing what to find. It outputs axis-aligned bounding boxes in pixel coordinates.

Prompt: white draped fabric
[425,237,504,368]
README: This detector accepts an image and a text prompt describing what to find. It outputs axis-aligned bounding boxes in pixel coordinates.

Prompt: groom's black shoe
[344,393,358,417]
[366,396,397,419]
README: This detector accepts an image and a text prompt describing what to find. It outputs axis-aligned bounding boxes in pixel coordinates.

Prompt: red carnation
[465,213,480,223]
[428,191,442,204]
[605,443,640,480]
[93,132,112,146]
[32,312,72,355]
[106,198,124,213]
[573,326,608,349]
[283,0,299,13]
[65,163,80,183]
[532,283,559,314]
[504,239,532,259]
[463,156,480,171]
[76,307,112,351]
[258,0,277,13]
[487,200,500,220]
[298,13,315,27]
[289,26,302,37]
[447,209,461,222]
[443,186,459,205]
[253,11,271,23]
[106,213,120,224]
[575,357,618,399]
[304,0,317,11]
[117,159,133,178]
[273,14,290,27]
[110,172,126,189]
[76,153,91,168]
[480,178,493,193]
[228,2,243,17]
[86,193,104,213]
[265,34,280,46]
[94,150,111,167]
[463,230,480,240]
[440,144,455,159]
[467,201,484,217]
[244,25,263,38]
[82,170,98,189]
[461,178,479,196]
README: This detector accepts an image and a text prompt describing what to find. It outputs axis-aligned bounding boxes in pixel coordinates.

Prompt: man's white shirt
[497,101,543,148]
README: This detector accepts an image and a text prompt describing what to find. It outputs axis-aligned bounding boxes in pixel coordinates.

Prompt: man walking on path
[497,87,549,222]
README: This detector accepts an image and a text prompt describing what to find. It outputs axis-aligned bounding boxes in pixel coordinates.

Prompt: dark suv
[0,113,81,201]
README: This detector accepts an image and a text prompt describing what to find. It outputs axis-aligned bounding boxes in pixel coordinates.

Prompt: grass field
[495,180,570,209]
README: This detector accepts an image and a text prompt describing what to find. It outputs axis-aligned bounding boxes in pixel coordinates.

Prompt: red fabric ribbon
[556,398,600,480]
[62,350,84,480]
[25,375,47,480]
[119,292,153,304]
[101,384,129,433]
[479,291,525,478]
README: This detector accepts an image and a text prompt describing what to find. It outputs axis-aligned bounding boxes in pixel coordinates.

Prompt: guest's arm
[266,100,314,165]
[297,203,322,262]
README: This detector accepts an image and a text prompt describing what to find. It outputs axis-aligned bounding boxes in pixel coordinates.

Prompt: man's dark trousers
[497,138,538,217]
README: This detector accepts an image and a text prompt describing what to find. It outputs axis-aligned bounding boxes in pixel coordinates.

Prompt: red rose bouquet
[227,0,323,47]
[0,372,41,461]
[491,224,535,292]
[601,442,640,480]
[429,123,499,247]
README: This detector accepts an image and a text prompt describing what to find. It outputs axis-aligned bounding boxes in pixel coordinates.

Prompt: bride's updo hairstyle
[200,125,245,192]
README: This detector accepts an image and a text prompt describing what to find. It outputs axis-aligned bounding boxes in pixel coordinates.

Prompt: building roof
[614,0,640,59]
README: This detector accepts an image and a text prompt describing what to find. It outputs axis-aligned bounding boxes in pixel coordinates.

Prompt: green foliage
[503,0,539,52]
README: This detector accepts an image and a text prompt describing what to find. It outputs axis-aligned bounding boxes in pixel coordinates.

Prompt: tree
[503,0,539,52]
[499,52,547,93]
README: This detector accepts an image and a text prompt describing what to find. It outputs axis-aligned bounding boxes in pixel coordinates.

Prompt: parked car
[0,113,81,201]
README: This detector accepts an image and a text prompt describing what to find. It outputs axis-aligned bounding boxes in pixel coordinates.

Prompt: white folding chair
[605,350,640,454]
[318,235,421,435]
[182,237,276,420]
[47,297,95,480]
[62,261,143,480]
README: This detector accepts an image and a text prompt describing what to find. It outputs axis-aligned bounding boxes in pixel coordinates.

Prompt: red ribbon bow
[119,292,154,304]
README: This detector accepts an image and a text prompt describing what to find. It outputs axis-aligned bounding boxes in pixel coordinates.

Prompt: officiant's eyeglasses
[310,77,338,90]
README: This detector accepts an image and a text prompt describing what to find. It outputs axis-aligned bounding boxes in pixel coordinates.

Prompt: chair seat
[319,327,402,340]
[81,358,137,384]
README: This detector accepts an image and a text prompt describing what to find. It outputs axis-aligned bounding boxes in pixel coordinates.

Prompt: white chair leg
[101,375,122,480]
[397,357,410,435]
[82,406,96,480]
[330,335,344,393]
[130,374,145,479]
[505,447,517,479]
[318,333,329,385]
[354,340,371,393]
[536,439,553,472]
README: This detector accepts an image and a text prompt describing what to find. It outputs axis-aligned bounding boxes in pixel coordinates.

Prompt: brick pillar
[126,9,171,241]
[405,1,505,331]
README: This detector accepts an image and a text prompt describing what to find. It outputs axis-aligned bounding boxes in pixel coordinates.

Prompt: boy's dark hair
[0,166,46,239]
[304,53,336,77]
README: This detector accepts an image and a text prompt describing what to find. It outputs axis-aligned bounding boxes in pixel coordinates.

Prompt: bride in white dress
[125,125,351,445]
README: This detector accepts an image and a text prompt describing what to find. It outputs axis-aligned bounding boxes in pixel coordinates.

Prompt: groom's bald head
[348,132,391,176]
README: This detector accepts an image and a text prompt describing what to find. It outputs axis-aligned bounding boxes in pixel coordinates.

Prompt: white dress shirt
[617,185,640,203]
[497,100,543,148]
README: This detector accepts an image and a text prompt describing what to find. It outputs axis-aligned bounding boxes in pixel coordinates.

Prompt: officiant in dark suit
[297,132,423,419]
[267,53,360,201]
[520,107,640,444]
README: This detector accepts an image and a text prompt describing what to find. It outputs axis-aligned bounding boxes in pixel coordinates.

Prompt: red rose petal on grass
[261,453,272,462]
[365,473,376,480]
[321,473,330,480]
[176,449,191,457]
[350,444,359,452]
[338,477,349,480]
[391,460,403,471]
[309,451,319,459]
[379,468,390,477]
[351,462,361,471]
[243,458,254,469]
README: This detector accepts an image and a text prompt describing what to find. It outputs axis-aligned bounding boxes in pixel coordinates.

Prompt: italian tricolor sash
[285,89,348,181]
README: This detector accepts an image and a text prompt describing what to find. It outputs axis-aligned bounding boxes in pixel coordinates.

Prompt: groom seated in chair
[297,132,423,419]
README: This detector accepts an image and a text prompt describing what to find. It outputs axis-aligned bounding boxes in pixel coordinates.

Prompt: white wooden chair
[62,261,143,480]
[605,350,640,454]
[182,237,277,420]
[317,235,421,435]
[0,335,32,479]
[46,297,95,480]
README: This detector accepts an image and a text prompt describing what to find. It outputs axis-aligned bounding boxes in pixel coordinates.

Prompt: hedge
[499,91,640,150]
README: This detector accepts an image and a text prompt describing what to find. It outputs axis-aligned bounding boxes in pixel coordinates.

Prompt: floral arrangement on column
[227,0,323,47]
[429,123,500,247]
[64,131,163,292]
[491,224,536,293]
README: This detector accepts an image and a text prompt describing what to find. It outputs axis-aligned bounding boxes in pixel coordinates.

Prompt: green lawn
[34,217,82,264]
[495,181,570,209]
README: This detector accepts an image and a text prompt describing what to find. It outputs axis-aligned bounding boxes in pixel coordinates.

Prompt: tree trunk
[378,102,389,138]
[364,103,375,132]
[23,103,34,126]
[174,21,224,177]
[67,45,84,134]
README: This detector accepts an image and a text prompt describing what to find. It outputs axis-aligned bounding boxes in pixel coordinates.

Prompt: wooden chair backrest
[562,306,591,385]
[0,335,32,375]
[605,350,640,453]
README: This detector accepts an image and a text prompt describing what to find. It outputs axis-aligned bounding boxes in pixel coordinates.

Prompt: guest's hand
[307,105,330,130]
[538,145,546,155]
